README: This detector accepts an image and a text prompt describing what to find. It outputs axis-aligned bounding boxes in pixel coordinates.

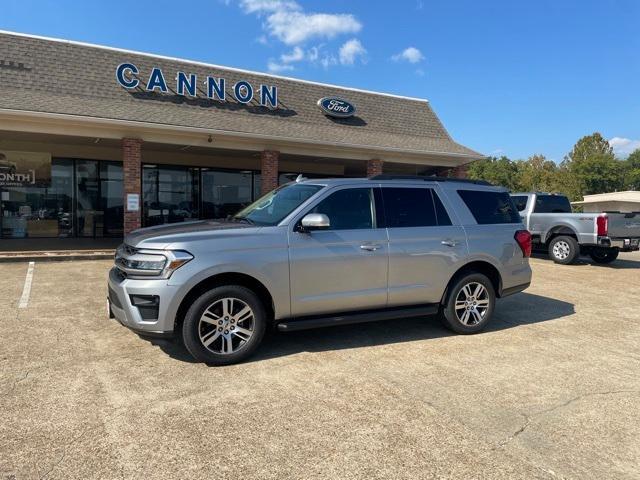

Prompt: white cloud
[392,46,425,64]
[236,0,361,46]
[339,38,367,65]
[266,11,361,45]
[239,0,300,14]
[609,137,640,157]
[232,0,363,70]
[280,46,305,63]
[267,60,295,73]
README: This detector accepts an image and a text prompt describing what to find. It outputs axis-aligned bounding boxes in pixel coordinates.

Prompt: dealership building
[0,30,482,249]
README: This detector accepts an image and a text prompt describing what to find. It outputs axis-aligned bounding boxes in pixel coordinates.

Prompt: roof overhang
[0,108,481,167]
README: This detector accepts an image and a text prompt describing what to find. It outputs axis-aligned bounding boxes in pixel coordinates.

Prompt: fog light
[129,295,160,321]
[129,295,159,306]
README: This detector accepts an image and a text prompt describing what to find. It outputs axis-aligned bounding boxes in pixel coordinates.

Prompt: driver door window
[310,188,375,230]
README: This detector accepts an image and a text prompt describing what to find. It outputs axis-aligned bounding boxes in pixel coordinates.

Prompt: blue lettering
[116,63,139,89]
[259,85,278,108]
[234,81,253,104]
[146,67,168,93]
[176,71,197,97]
[206,77,225,101]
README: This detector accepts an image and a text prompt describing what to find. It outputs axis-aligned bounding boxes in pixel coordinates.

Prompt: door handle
[441,239,459,247]
[360,244,381,251]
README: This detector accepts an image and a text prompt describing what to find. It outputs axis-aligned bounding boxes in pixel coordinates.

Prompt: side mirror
[300,213,330,232]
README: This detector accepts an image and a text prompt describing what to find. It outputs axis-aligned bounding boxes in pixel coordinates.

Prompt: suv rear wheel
[441,273,495,334]
[182,285,267,365]
[548,235,579,264]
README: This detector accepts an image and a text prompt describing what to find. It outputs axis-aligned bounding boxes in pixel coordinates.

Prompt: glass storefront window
[100,162,124,237]
[201,169,253,219]
[143,165,199,226]
[1,159,73,238]
[0,158,123,239]
[75,160,100,237]
[143,165,261,226]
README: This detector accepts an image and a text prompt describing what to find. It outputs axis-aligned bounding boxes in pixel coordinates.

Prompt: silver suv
[108,176,532,365]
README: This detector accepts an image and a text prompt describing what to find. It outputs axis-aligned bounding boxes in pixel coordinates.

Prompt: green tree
[624,148,640,190]
[466,156,519,190]
[516,154,558,192]
[564,133,624,197]
[567,132,613,164]
[571,153,625,195]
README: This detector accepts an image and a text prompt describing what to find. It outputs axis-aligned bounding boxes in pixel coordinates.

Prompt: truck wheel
[441,273,495,334]
[589,248,619,264]
[548,235,579,264]
[182,285,267,366]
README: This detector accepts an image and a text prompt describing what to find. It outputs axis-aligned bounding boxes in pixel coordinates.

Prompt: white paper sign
[126,193,140,212]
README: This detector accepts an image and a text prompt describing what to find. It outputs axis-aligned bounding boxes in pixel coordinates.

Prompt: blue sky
[2,0,639,161]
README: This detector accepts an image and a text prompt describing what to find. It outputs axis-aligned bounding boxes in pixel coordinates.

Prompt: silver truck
[511,192,640,264]
[108,176,532,365]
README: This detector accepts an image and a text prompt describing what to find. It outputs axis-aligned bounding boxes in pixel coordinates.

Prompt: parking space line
[18,261,35,309]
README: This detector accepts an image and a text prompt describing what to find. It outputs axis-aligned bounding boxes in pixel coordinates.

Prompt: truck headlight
[115,246,193,279]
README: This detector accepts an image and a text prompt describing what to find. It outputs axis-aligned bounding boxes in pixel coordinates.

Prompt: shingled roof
[0,31,482,160]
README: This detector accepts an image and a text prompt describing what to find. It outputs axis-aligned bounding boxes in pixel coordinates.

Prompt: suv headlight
[115,245,193,279]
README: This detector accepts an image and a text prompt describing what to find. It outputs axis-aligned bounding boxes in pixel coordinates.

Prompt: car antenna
[295,174,307,183]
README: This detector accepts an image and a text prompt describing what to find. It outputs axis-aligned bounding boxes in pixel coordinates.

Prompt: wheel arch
[174,272,275,332]
[544,224,578,244]
[441,260,503,304]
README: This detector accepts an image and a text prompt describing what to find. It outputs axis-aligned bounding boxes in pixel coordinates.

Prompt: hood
[124,219,256,249]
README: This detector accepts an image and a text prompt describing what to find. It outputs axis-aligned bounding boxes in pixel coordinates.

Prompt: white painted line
[18,261,35,309]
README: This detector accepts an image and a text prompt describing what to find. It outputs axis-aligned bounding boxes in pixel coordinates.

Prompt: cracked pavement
[0,253,639,479]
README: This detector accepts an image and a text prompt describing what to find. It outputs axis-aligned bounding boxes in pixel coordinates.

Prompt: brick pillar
[367,158,384,177]
[122,138,142,234]
[261,150,279,195]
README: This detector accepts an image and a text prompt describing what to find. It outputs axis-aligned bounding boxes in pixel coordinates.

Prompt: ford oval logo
[317,97,356,118]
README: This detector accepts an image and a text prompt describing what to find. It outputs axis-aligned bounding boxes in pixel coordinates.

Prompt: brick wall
[261,150,279,195]
[366,159,384,177]
[122,138,142,234]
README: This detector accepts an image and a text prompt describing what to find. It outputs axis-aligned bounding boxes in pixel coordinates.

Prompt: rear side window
[381,187,451,228]
[457,190,521,224]
[511,195,528,212]
[534,195,572,213]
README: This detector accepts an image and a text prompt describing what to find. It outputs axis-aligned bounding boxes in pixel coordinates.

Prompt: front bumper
[107,267,179,336]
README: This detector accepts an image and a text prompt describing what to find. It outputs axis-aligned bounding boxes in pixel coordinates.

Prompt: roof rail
[369,175,493,186]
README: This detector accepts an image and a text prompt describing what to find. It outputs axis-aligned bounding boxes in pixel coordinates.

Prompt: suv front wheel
[182,285,267,365]
[441,273,496,334]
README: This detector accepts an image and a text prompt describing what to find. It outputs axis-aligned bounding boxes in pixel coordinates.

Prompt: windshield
[234,183,323,226]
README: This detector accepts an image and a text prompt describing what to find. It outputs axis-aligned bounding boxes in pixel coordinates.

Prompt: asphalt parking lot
[1,254,639,479]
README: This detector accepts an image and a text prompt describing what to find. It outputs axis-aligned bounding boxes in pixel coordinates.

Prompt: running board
[276,304,439,332]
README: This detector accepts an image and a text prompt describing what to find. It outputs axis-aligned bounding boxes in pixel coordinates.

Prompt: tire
[548,235,579,264]
[589,248,619,264]
[441,273,496,334]
[182,285,267,366]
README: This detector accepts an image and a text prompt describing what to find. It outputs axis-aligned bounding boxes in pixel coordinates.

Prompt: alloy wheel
[454,282,490,326]
[198,297,255,354]
[552,240,571,260]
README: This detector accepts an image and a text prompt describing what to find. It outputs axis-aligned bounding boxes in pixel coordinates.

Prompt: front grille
[108,286,123,309]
